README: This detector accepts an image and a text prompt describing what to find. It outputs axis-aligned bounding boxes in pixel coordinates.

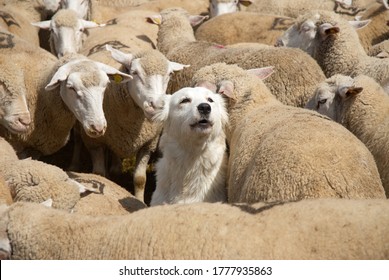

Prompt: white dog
[150,87,229,206]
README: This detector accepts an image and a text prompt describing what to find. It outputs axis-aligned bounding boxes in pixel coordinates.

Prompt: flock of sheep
[0,0,389,260]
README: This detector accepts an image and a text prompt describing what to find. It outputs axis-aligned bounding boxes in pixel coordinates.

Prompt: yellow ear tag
[113,74,123,84]
[148,16,161,25]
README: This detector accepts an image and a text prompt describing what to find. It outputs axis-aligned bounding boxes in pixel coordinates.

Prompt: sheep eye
[207,97,214,103]
[318,99,327,105]
[180,97,191,104]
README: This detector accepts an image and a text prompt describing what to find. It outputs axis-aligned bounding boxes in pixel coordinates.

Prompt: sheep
[0,135,145,213]
[276,9,389,93]
[79,45,188,202]
[150,87,228,205]
[1,198,389,259]
[0,58,31,134]
[32,9,105,57]
[192,63,385,203]
[306,74,389,197]
[209,0,253,17]
[1,0,63,21]
[0,136,91,211]
[150,7,326,108]
[0,31,132,157]
[367,39,389,58]
[195,12,295,46]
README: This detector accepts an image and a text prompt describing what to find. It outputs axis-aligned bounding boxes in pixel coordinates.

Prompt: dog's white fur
[150,87,229,205]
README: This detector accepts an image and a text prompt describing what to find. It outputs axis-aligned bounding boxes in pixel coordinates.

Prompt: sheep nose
[275,38,284,47]
[19,113,31,126]
[91,123,106,135]
[197,103,211,115]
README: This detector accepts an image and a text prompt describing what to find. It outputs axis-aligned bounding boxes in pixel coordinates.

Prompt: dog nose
[197,103,211,115]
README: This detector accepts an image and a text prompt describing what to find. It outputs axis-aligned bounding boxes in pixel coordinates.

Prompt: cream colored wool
[2,199,389,259]
[0,175,12,205]
[67,172,147,215]
[195,12,295,46]
[192,63,385,203]
[155,8,325,107]
[307,74,389,197]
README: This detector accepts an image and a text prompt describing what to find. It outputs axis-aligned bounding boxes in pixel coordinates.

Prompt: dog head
[153,87,228,140]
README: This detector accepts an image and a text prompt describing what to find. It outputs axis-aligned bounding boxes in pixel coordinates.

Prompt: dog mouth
[190,118,213,130]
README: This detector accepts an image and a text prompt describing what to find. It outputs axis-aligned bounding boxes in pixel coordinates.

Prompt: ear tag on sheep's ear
[113,74,123,84]
[239,0,253,7]
[148,15,161,25]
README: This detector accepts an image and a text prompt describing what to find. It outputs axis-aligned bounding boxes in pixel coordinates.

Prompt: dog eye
[207,97,214,103]
[180,98,191,104]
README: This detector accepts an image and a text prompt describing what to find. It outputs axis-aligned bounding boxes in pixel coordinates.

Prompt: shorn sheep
[150,87,228,205]
[276,9,389,93]
[1,198,389,259]
[306,74,389,197]
[0,31,132,157]
[192,63,386,203]
[150,7,326,108]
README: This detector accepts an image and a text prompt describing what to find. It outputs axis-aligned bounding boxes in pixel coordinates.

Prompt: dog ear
[152,95,171,123]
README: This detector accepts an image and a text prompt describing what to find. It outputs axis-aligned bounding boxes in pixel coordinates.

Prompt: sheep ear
[376,51,389,58]
[339,86,363,99]
[189,15,208,27]
[148,15,162,25]
[70,179,100,194]
[168,61,190,72]
[247,66,274,80]
[31,20,51,29]
[45,64,72,90]
[195,80,217,93]
[94,62,133,84]
[319,23,340,40]
[239,0,253,7]
[218,80,236,100]
[105,44,134,67]
[151,95,171,123]
[336,0,352,6]
[348,19,371,30]
[81,20,106,29]
[381,0,389,9]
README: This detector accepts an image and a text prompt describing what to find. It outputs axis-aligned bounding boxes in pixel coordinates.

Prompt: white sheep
[60,0,91,20]
[306,74,389,197]
[150,87,228,205]
[1,198,389,259]
[32,9,105,57]
[209,0,253,17]
[149,7,326,108]
[0,31,132,157]
[277,9,389,93]
[0,174,12,206]
[195,11,295,46]
[192,63,386,203]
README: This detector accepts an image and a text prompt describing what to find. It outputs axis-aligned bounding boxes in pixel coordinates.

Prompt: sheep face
[32,9,103,58]
[61,0,91,20]
[305,75,363,121]
[0,82,31,134]
[45,58,132,138]
[106,46,188,120]
[154,87,228,141]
